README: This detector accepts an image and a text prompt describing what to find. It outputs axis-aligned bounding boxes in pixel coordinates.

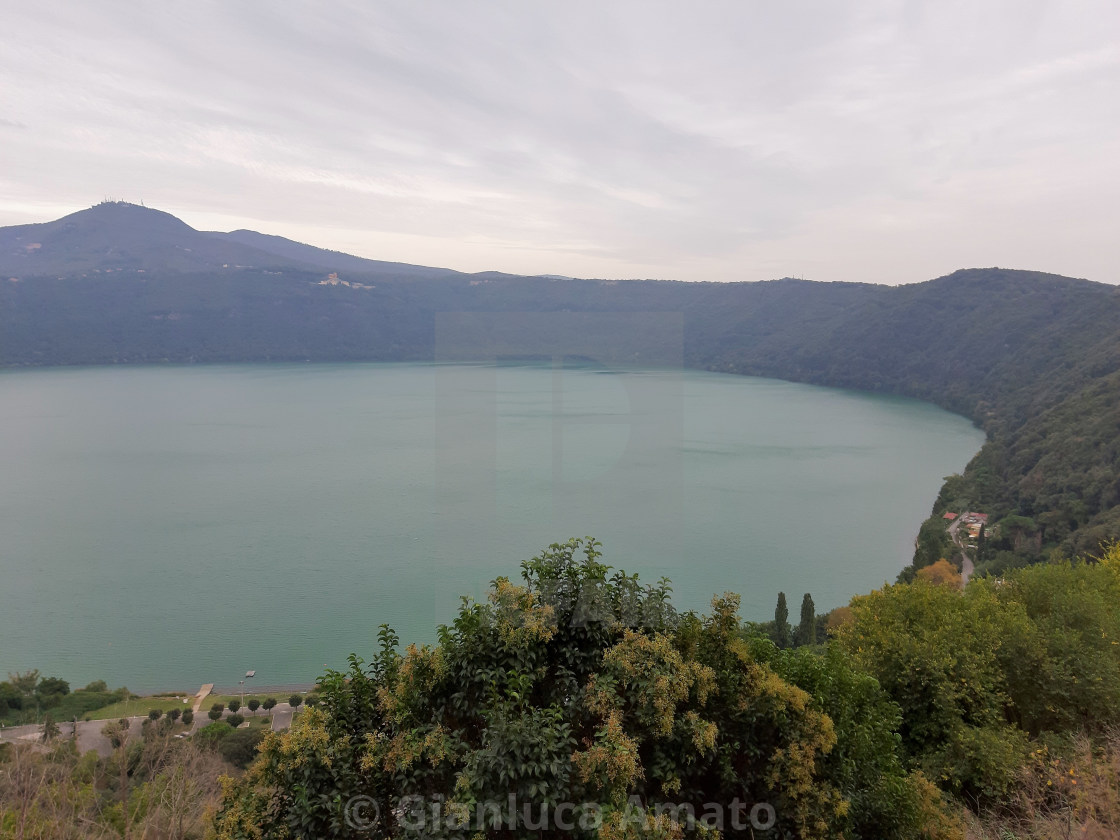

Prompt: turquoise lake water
[0,363,984,692]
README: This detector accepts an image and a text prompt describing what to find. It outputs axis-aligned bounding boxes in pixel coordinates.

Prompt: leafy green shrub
[195,721,231,746]
[35,677,70,709]
[226,713,244,728]
[0,681,24,712]
[215,726,268,769]
[17,686,126,722]
[837,550,1120,801]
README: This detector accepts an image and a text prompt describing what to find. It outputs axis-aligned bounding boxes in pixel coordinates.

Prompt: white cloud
[0,0,1117,283]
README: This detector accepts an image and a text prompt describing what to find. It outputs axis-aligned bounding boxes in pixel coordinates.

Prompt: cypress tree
[797,593,816,646]
[774,592,791,649]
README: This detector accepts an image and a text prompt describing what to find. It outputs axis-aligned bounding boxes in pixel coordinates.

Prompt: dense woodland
[3,203,1118,570]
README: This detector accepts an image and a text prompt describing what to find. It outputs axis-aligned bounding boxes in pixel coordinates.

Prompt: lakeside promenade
[0,700,300,757]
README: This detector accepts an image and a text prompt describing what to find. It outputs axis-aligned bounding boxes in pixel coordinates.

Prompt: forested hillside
[2,202,1118,568]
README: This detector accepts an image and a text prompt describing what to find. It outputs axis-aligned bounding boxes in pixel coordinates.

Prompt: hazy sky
[2,1,1118,283]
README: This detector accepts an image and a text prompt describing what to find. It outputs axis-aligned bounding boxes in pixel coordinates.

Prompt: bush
[262,697,276,712]
[40,715,60,741]
[227,699,240,714]
[226,714,244,729]
[167,707,181,722]
[32,688,126,722]
[101,719,129,749]
[0,682,24,711]
[207,707,222,722]
[148,709,162,721]
[288,694,302,709]
[36,677,70,707]
[216,726,269,769]
[196,721,232,746]
[304,694,320,708]
[181,710,193,726]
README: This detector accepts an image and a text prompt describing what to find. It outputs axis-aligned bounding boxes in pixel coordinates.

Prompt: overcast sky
[2,1,1118,284]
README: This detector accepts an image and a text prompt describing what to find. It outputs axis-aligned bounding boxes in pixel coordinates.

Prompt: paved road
[270,706,294,732]
[0,716,150,757]
[947,517,974,585]
[0,704,299,757]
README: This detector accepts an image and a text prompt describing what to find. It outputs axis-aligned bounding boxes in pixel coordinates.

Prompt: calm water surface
[0,363,983,691]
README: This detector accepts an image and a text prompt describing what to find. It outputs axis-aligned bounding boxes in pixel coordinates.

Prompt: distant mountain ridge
[1,202,1119,570]
[0,201,462,279]
[213,228,463,279]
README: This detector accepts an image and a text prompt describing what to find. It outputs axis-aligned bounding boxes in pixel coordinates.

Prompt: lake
[0,363,983,692]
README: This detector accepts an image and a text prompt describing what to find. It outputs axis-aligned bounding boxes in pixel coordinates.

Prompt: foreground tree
[214,538,948,839]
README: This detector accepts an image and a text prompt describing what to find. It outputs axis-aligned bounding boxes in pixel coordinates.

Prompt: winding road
[947,516,974,585]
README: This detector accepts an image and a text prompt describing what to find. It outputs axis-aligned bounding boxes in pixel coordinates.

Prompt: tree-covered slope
[1,203,1118,566]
